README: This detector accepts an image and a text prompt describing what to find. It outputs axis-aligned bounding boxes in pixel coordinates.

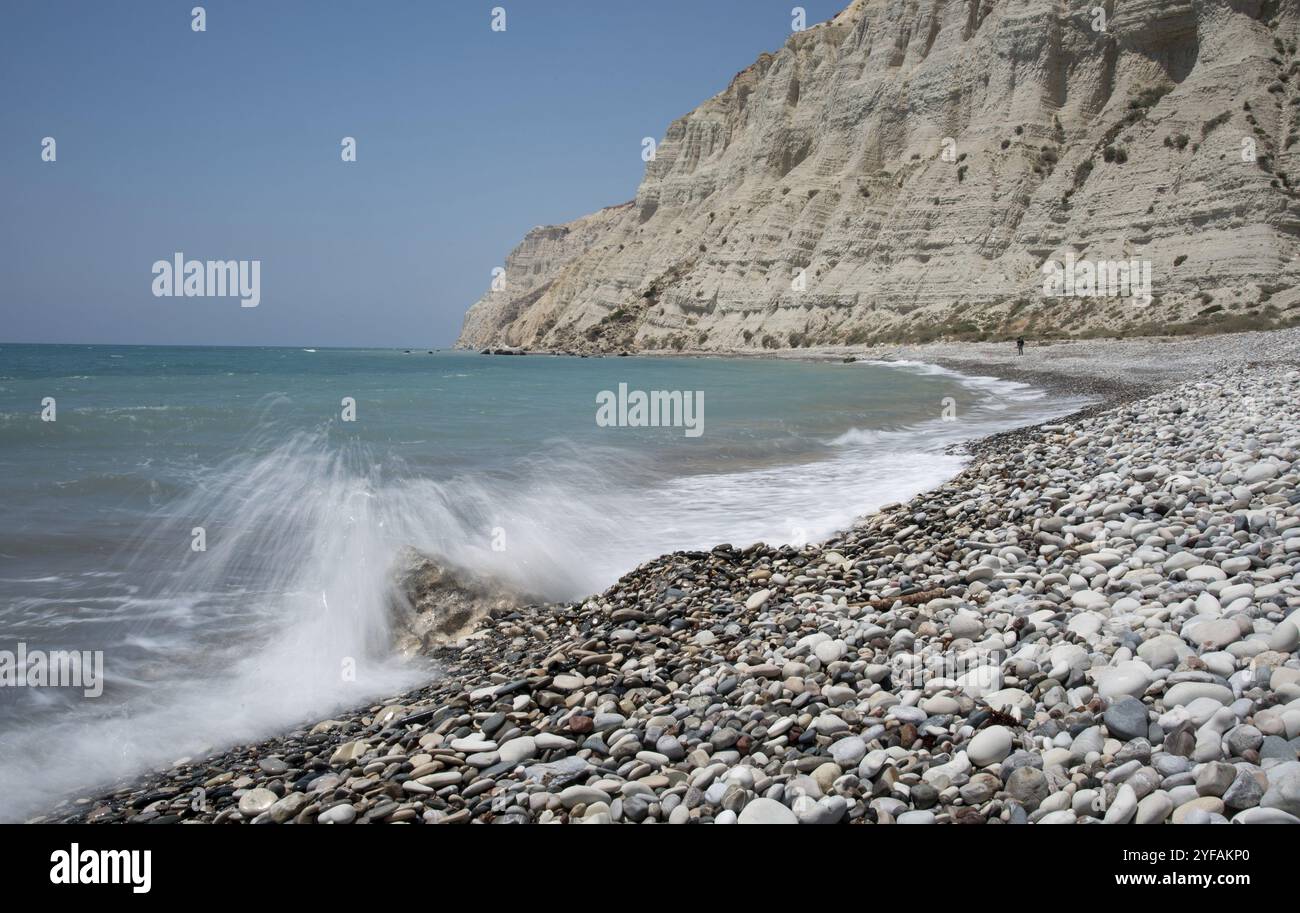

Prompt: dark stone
[258,757,288,776]
[1260,735,1298,762]
[1005,767,1049,811]
[911,783,939,809]
[1165,723,1196,758]
[1103,696,1149,742]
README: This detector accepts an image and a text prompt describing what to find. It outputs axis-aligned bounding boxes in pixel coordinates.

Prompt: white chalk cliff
[458,0,1300,352]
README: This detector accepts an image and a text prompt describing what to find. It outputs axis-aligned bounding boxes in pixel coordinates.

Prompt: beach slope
[42,331,1300,824]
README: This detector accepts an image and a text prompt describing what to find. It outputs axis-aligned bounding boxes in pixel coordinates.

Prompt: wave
[0,359,1085,821]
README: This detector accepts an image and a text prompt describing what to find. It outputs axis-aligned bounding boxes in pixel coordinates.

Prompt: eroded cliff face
[458,0,1300,352]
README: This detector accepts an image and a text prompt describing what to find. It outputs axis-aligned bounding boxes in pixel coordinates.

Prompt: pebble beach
[40,330,1300,825]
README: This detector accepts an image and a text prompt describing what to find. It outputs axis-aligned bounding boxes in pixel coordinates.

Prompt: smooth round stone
[1006,767,1049,810]
[1259,735,1297,761]
[724,765,756,789]
[814,640,847,664]
[1102,785,1133,827]
[921,695,960,716]
[1164,554,1202,573]
[1201,652,1236,678]
[1261,769,1300,817]
[1163,682,1234,708]
[1270,619,1300,653]
[1178,697,1228,727]
[909,783,939,810]
[736,797,797,824]
[812,713,850,734]
[416,770,462,788]
[1171,796,1224,823]
[1037,810,1077,824]
[1226,725,1263,757]
[1220,556,1252,575]
[824,684,856,706]
[811,762,842,794]
[1071,591,1109,611]
[1135,791,1174,824]
[793,795,846,824]
[1230,807,1300,824]
[948,615,983,639]
[968,725,1013,767]
[956,664,1002,698]
[768,717,796,739]
[535,733,576,751]
[656,734,686,761]
[1242,462,1279,483]
[308,774,342,794]
[888,706,927,725]
[579,802,612,824]
[1071,728,1102,759]
[257,757,288,776]
[317,803,356,825]
[498,736,537,766]
[1189,618,1242,650]
[745,589,771,611]
[237,788,277,818]
[449,737,496,753]
[268,792,307,823]
[1153,754,1190,776]
[1068,612,1104,637]
[1095,661,1152,700]
[964,566,995,583]
[1272,668,1300,691]
[1138,635,1185,669]
[859,750,888,779]
[829,736,867,767]
[1188,566,1227,583]
[896,810,936,824]
[1072,788,1101,817]
[1219,583,1254,604]
[983,688,1033,716]
[1104,696,1150,742]
[558,785,611,809]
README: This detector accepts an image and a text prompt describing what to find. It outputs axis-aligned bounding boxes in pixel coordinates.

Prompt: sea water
[0,344,1083,819]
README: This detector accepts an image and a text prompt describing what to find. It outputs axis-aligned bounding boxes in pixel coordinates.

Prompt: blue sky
[0,0,845,347]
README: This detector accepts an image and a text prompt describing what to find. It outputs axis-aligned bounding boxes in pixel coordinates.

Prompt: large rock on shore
[388,550,530,654]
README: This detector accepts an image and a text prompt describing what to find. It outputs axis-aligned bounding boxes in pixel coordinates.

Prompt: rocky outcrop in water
[459,0,1300,353]
[389,550,529,654]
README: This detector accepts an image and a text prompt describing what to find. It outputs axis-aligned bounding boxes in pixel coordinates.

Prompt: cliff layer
[459,0,1300,351]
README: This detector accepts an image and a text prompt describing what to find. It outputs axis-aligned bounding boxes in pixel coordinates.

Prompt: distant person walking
[1016,336,1025,356]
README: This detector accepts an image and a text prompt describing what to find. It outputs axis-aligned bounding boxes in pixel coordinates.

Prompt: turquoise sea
[0,344,1081,819]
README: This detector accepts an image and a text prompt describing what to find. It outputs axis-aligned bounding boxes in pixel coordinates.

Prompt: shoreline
[37,329,1300,824]
[494,326,1300,399]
